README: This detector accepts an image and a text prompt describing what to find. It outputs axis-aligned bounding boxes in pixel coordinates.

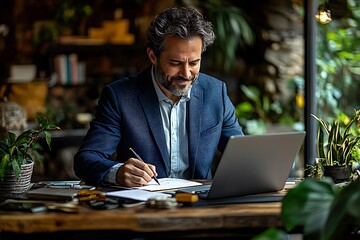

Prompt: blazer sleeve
[74,84,123,185]
[218,81,243,151]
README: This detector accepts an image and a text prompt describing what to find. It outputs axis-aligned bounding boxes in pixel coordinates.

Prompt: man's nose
[179,64,192,80]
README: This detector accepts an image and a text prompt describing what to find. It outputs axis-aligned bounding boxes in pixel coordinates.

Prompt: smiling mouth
[172,75,196,82]
[172,77,190,81]
[174,79,190,83]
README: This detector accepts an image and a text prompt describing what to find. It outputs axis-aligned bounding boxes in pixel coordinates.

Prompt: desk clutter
[0,178,291,214]
[0,179,204,213]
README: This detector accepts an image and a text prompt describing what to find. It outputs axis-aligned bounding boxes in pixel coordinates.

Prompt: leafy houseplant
[310,110,360,181]
[200,0,254,72]
[255,178,360,240]
[0,114,60,182]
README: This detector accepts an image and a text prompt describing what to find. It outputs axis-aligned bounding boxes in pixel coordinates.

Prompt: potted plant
[254,178,360,240]
[310,109,360,182]
[0,114,59,197]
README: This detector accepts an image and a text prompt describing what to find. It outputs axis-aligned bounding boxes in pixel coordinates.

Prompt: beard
[154,64,198,97]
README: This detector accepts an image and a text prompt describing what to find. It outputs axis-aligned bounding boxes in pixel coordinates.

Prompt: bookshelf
[50,43,148,86]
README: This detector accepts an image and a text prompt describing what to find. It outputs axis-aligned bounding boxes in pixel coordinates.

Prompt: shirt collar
[151,65,191,103]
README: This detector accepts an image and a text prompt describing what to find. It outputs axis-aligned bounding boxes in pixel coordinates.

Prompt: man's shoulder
[197,72,224,88]
[107,66,152,89]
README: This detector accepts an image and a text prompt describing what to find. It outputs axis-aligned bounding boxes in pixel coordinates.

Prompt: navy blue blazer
[74,66,243,185]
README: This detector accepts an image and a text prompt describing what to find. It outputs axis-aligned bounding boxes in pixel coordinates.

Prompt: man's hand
[116,158,158,187]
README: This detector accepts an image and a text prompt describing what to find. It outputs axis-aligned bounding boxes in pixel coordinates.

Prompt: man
[74,7,243,187]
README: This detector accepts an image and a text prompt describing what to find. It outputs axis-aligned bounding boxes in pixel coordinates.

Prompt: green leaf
[317,123,325,159]
[11,159,21,178]
[44,131,52,150]
[322,180,360,240]
[338,51,354,59]
[0,141,9,155]
[252,227,288,240]
[235,102,254,117]
[0,154,10,180]
[262,96,270,113]
[312,115,330,134]
[8,132,17,144]
[281,178,336,238]
[14,129,34,146]
[45,124,60,131]
[13,147,25,165]
[228,13,241,35]
[241,85,260,103]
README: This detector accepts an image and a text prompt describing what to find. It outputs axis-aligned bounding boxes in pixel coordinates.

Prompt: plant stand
[0,161,34,199]
[323,165,350,183]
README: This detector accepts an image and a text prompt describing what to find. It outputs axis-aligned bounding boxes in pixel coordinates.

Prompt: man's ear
[147,48,157,65]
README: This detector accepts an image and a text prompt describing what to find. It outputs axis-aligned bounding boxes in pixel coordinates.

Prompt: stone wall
[234,0,304,106]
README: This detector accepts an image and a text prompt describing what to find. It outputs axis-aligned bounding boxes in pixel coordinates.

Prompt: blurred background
[0,0,359,181]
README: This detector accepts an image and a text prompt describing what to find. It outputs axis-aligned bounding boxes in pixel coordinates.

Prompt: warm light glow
[315,4,332,24]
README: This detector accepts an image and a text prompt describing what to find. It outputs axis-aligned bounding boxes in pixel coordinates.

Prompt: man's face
[148,36,202,101]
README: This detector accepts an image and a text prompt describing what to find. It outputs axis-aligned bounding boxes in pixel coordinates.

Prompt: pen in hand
[129,148,160,185]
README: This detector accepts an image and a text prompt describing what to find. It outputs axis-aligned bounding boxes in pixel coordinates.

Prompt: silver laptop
[182,132,305,199]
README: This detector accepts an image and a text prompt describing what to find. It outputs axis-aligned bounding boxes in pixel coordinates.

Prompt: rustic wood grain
[0,202,282,234]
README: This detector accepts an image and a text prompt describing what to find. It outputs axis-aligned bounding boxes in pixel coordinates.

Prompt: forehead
[161,36,203,59]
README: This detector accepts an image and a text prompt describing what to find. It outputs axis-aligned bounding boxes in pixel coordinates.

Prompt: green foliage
[251,227,288,240]
[312,109,360,166]
[316,0,360,118]
[255,178,360,240]
[54,0,93,26]
[281,178,360,240]
[281,178,336,239]
[235,85,270,135]
[0,114,60,181]
[175,0,255,72]
[195,0,255,72]
[349,146,360,175]
[235,84,304,135]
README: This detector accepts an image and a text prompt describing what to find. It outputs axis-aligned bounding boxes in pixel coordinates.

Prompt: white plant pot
[0,160,34,198]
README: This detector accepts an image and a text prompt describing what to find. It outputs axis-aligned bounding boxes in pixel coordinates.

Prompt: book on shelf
[54,54,86,85]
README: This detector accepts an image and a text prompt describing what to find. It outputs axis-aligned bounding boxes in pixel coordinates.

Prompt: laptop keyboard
[194,189,210,199]
[194,189,209,194]
[176,185,211,198]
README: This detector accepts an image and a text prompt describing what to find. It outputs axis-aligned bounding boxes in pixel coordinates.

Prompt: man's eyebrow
[190,58,201,62]
[168,59,182,63]
[168,58,201,63]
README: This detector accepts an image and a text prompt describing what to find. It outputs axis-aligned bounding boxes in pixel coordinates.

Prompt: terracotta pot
[323,165,350,183]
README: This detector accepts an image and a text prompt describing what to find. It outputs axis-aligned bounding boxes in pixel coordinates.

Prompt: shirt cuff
[103,163,122,185]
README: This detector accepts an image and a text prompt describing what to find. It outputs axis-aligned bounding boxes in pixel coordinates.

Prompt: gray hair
[146,7,215,58]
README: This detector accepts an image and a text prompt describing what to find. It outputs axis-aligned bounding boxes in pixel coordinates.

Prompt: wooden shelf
[51,43,146,55]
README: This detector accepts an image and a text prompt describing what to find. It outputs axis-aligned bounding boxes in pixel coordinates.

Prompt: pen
[129,148,160,185]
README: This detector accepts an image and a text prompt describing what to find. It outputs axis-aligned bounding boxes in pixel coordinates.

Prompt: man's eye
[169,62,180,66]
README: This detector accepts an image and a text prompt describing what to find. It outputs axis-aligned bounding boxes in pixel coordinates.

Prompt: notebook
[180,132,305,199]
[26,187,79,201]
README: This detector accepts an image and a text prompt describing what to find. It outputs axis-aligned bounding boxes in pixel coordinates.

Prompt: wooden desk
[0,201,283,239]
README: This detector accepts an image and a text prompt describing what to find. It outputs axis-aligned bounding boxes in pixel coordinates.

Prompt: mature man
[74,7,243,187]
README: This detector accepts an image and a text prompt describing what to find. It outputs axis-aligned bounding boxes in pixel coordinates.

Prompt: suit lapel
[138,68,170,175]
[137,68,204,178]
[187,84,203,178]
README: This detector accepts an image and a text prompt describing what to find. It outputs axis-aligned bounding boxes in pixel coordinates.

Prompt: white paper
[133,178,202,192]
[106,189,171,201]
